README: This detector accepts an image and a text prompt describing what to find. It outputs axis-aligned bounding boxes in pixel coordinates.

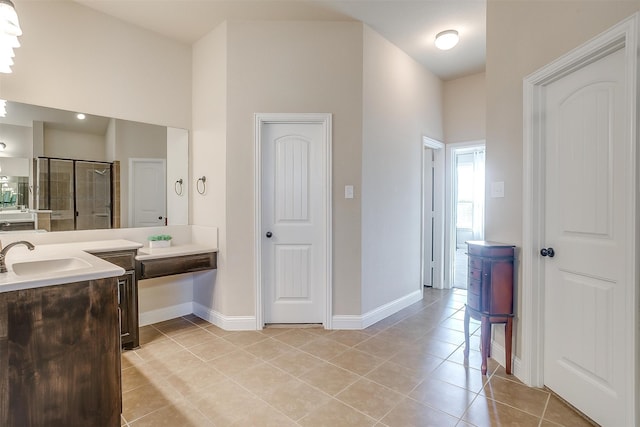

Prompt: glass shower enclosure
[35,157,113,231]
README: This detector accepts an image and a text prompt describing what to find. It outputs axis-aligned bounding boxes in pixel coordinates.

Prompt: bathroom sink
[12,257,93,276]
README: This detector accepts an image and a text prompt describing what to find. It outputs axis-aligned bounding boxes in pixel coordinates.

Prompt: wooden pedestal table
[463,241,515,375]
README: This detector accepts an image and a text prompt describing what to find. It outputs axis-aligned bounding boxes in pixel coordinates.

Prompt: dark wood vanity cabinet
[0,278,121,427]
[464,241,515,375]
[90,249,139,349]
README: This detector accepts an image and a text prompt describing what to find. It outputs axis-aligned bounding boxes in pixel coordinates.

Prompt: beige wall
[0,1,191,129]
[361,26,443,313]
[44,128,106,162]
[192,21,446,320]
[223,21,364,316]
[486,0,640,358]
[444,72,486,143]
[192,22,229,312]
[0,123,32,158]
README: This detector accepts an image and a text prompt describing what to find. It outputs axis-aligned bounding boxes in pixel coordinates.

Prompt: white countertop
[136,243,218,261]
[0,239,143,293]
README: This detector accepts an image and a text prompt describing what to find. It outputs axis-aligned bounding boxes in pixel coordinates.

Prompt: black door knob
[540,247,555,258]
[158,216,163,220]
[265,231,273,238]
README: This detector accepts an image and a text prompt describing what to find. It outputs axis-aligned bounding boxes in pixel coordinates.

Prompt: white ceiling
[73,0,486,81]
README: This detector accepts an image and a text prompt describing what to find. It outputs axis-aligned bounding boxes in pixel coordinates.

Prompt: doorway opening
[449,144,485,289]
[422,137,445,289]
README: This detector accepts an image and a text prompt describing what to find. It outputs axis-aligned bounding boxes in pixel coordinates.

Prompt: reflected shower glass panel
[49,159,75,232]
[36,158,49,211]
[75,161,112,230]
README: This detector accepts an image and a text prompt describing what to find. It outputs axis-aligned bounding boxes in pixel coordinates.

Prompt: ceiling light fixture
[76,113,86,120]
[0,0,22,74]
[435,29,459,51]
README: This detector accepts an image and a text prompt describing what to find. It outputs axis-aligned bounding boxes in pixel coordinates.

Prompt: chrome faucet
[0,241,35,273]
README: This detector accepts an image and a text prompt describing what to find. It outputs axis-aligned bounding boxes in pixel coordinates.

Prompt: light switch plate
[491,181,505,198]
[345,185,354,199]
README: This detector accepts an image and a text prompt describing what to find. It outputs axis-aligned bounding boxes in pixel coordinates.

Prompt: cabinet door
[118,273,138,349]
[480,259,492,312]
[1,278,121,426]
[488,260,513,315]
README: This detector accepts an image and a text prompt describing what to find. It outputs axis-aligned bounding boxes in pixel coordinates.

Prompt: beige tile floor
[120,288,596,427]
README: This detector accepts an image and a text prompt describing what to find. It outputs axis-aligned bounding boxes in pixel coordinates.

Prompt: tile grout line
[538,392,552,427]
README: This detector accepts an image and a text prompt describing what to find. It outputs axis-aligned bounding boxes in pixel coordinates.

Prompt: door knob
[540,247,555,258]
[265,231,273,238]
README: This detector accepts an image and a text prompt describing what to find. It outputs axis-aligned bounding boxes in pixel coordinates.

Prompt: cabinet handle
[118,279,126,304]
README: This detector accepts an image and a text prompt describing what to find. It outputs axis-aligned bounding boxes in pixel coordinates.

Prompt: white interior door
[262,121,326,324]
[543,46,629,426]
[130,158,166,227]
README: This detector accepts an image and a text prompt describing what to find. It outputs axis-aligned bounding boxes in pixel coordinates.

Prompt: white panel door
[130,158,166,227]
[262,122,325,323]
[543,47,628,426]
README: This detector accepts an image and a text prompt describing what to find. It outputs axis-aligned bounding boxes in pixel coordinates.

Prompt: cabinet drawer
[0,221,35,231]
[469,268,483,281]
[137,252,217,280]
[468,257,482,270]
[468,279,481,295]
[467,292,480,311]
[468,244,514,258]
[92,251,136,271]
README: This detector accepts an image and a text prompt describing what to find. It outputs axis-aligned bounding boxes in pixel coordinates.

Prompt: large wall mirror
[0,101,188,232]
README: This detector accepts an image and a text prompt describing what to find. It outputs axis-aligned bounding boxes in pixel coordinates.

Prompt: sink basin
[12,257,93,276]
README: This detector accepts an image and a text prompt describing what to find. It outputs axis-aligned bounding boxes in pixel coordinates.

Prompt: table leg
[505,317,513,375]
[463,306,470,360]
[481,316,490,375]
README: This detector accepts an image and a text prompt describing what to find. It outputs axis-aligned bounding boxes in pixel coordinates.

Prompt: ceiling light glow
[76,113,86,120]
[435,29,459,50]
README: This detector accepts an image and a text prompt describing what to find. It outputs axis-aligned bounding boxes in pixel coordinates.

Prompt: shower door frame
[36,157,114,231]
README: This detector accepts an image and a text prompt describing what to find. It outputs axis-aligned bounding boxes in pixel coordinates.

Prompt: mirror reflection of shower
[34,158,116,231]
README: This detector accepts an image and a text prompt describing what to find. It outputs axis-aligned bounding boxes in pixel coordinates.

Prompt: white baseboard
[331,315,363,330]
[490,339,525,383]
[332,289,423,330]
[139,302,194,327]
[144,290,421,332]
[193,302,257,331]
